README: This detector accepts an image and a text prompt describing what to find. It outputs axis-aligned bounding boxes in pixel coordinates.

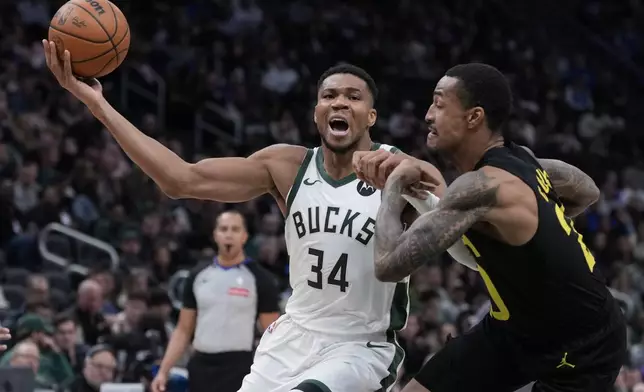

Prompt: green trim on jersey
[390,146,400,154]
[378,281,409,390]
[286,149,314,216]
[388,281,409,331]
[295,379,332,392]
[315,143,381,188]
[379,330,406,391]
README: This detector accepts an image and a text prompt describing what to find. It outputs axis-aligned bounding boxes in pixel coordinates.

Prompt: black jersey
[462,142,615,348]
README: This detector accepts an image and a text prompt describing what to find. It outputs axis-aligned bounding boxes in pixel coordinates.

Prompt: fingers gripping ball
[48,0,130,78]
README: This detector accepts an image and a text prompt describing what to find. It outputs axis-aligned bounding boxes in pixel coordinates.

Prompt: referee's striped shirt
[182,259,280,353]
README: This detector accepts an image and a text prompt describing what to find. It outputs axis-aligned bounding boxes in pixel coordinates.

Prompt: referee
[151,210,280,392]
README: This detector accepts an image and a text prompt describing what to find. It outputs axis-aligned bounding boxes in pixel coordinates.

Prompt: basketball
[48,0,130,78]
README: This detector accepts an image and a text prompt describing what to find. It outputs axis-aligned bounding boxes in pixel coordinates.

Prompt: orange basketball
[48,0,130,78]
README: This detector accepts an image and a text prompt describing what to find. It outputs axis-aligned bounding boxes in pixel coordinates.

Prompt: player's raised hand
[353,150,435,198]
[42,40,103,107]
[353,149,406,189]
[387,160,439,199]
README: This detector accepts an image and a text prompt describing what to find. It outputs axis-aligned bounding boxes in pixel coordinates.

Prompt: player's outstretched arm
[43,40,303,202]
[537,159,600,217]
[375,166,498,282]
[89,100,295,201]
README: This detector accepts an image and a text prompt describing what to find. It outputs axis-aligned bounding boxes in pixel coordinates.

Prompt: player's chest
[289,188,380,246]
[193,270,257,308]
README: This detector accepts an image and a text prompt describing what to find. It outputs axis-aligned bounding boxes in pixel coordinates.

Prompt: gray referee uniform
[183,258,280,392]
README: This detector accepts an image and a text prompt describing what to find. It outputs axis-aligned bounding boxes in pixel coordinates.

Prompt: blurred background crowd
[0,0,643,391]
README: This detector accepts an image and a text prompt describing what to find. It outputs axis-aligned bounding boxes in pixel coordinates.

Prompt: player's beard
[320,133,361,155]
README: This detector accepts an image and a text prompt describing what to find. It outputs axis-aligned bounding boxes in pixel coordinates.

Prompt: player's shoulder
[442,167,524,209]
[478,165,522,184]
[475,166,538,212]
[251,144,309,164]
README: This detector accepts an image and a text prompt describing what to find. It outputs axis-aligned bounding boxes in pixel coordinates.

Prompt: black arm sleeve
[247,262,281,314]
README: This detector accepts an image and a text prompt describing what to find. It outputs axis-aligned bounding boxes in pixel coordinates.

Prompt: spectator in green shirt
[1,313,74,388]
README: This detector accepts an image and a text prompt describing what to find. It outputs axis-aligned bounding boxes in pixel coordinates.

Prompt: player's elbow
[374,259,403,283]
[159,181,185,200]
[569,181,600,214]
[161,185,182,199]
[585,182,600,205]
[159,163,200,199]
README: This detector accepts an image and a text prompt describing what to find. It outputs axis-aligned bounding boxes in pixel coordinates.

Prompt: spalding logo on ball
[48,0,130,78]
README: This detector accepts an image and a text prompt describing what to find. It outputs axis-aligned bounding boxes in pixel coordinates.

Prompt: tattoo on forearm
[539,159,599,217]
[374,170,499,282]
[375,178,408,277]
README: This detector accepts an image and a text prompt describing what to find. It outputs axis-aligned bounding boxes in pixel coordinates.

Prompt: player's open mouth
[428,127,438,137]
[329,118,350,137]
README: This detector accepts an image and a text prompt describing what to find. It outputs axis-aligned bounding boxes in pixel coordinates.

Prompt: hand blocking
[402,192,478,270]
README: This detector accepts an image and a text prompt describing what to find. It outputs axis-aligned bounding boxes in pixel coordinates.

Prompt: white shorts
[238,315,404,392]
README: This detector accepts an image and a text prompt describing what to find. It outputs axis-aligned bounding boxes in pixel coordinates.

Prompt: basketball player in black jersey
[371,63,627,391]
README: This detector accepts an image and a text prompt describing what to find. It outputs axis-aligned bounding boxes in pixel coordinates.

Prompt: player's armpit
[374,169,499,282]
[537,159,600,217]
[172,144,306,202]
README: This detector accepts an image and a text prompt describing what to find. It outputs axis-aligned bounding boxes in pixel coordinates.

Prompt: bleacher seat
[50,288,70,311]
[3,268,30,286]
[44,271,71,292]
[2,285,26,310]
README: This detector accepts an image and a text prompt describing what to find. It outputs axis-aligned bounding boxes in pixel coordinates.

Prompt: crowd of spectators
[0,0,643,391]
[576,0,643,67]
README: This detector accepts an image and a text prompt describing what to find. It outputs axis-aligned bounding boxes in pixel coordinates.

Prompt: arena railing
[193,101,242,152]
[38,223,120,276]
[167,269,190,310]
[120,63,167,128]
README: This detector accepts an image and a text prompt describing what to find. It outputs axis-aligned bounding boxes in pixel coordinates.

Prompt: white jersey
[284,144,409,337]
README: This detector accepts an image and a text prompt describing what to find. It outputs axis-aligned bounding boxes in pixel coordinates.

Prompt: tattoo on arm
[374,170,499,282]
[374,179,409,280]
[538,159,600,217]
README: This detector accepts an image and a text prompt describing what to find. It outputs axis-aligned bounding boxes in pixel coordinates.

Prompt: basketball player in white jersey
[43,40,474,391]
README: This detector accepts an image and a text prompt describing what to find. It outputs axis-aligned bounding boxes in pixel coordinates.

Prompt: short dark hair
[216,209,247,230]
[445,63,512,132]
[317,64,379,103]
[53,313,76,328]
[86,344,114,359]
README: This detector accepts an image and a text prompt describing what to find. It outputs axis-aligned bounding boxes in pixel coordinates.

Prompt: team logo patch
[356,181,376,197]
[228,287,250,297]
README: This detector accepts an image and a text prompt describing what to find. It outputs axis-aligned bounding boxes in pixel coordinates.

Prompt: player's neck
[217,253,246,267]
[321,136,373,180]
[451,134,504,173]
